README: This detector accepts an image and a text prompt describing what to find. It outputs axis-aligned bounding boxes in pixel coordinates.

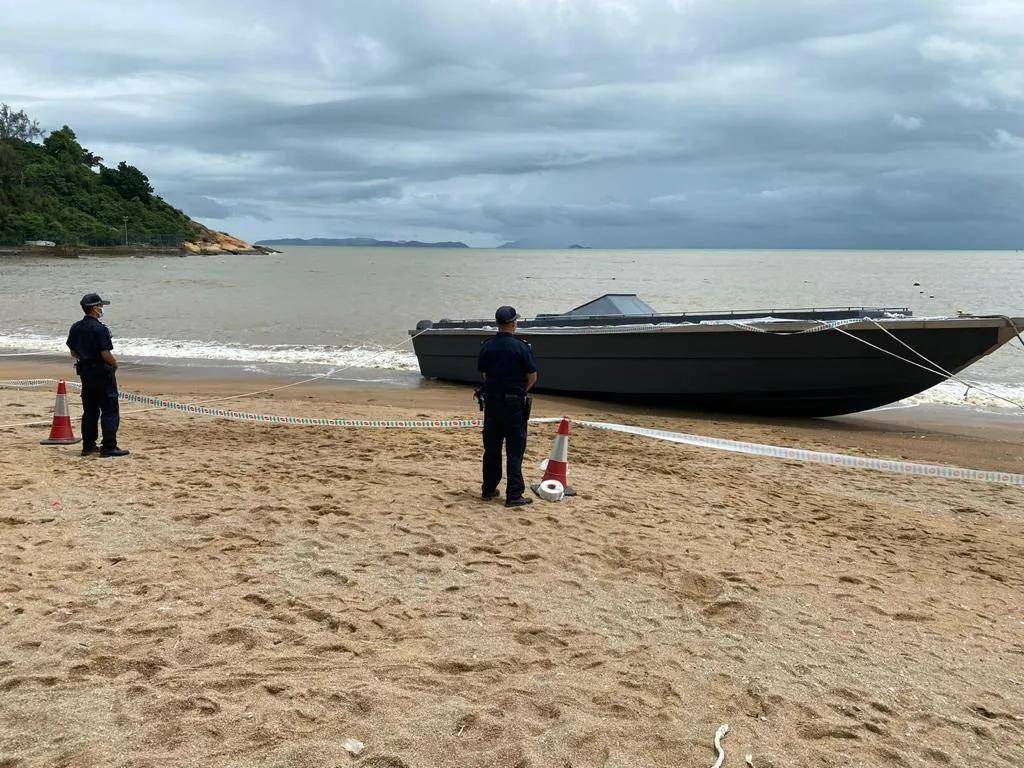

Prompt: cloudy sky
[3,1,1023,247]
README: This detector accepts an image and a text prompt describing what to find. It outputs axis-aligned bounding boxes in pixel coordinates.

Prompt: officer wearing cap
[66,293,129,457]
[477,305,538,507]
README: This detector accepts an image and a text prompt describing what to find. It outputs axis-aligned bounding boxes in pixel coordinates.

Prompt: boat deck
[421,306,912,331]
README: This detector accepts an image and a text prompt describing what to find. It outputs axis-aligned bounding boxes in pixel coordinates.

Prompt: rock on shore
[184,227,279,255]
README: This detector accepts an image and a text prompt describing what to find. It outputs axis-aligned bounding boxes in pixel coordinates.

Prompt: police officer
[477,305,538,507]
[66,293,129,457]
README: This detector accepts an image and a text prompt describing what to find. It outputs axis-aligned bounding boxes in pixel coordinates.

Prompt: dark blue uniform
[477,332,537,500]
[66,315,120,450]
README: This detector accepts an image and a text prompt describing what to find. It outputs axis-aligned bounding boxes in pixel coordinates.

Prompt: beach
[1,361,1022,767]
[9,0,1024,763]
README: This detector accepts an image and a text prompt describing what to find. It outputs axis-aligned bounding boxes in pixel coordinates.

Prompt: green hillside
[0,105,199,246]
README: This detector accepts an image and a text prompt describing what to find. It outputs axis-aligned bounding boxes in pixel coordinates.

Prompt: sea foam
[0,332,420,371]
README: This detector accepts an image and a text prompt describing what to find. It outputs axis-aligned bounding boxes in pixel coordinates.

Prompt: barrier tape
[2,379,1022,486]
[115,390,482,428]
[573,419,1024,486]
[0,379,481,429]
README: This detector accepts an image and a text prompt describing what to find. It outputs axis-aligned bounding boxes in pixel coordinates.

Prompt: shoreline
[3,357,1022,474]
[0,247,274,259]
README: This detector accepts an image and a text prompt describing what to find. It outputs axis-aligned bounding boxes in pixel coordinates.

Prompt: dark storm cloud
[2,0,1022,246]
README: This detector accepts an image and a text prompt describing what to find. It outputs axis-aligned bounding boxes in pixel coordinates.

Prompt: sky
[2,0,1023,248]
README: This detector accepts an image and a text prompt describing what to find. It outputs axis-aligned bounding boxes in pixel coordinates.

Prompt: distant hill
[257,237,469,248]
[499,240,591,249]
[0,105,262,254]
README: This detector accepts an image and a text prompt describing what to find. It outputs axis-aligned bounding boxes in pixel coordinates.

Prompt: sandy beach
[1,361,1022,767]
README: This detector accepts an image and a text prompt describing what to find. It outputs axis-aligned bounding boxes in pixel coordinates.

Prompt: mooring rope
[863,317,1024,409]
[998,315,1024,354]
[833,321,1024,410]
[725,316,1024,410]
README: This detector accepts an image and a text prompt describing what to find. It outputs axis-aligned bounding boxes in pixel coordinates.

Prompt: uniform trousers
[482,393,529,500]
[79,365,120,449]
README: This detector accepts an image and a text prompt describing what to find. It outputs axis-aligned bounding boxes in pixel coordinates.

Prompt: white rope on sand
[2,384,1023,485]
[711,724,729,768]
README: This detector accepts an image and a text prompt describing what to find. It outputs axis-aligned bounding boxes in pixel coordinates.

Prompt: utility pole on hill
[123,217,128,246]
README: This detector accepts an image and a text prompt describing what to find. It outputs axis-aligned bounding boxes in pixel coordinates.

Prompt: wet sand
[0,360,1022,767]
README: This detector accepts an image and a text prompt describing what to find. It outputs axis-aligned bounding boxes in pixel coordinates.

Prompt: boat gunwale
[410,315,1024,336]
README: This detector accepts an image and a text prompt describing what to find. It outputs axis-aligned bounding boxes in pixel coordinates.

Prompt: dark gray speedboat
[410,294,1023,416]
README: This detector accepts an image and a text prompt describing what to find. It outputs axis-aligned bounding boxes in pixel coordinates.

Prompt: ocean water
[1,247,1022,409]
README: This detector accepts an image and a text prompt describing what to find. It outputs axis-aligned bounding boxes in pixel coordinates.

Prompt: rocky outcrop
[184,227,279,255]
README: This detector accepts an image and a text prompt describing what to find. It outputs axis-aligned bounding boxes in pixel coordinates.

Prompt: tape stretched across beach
[118,387,482,428]
[1,379,1022,486]
[0,379,481,429]
[571,419,1024,486]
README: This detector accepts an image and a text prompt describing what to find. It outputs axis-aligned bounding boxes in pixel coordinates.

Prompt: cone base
[40,437,82,445]
[532,483,576,498]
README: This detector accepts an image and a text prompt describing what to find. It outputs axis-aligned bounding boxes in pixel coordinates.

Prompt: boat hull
[411,319,1019,416]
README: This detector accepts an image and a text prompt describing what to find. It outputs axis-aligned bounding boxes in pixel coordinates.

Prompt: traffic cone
[40,380,82,446]
[532,417,576,498]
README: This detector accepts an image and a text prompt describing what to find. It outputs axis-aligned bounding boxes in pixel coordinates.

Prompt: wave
[0,332,420,371]
[897,380,1024,412]
[4,332,1022,410]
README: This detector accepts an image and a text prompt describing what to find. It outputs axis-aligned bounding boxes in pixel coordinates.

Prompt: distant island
[499,240,591,249]
[257,237,469,248]
[0,104,265,256]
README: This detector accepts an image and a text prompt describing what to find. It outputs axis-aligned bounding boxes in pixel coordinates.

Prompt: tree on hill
[41,125,103,167]
[0,104,198,246]
[0,104,42,142]
[0,143,24,204]
[100,161,152,203]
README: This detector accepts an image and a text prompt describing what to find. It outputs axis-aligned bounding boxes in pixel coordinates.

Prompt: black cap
[80,293,110,308]
[495,305,519,324]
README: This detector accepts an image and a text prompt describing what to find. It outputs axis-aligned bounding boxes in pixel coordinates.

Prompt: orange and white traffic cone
[532,417,576,498]
[40,380,82,446]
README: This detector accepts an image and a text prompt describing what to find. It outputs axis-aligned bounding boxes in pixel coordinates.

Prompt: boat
[410,294,1024,416]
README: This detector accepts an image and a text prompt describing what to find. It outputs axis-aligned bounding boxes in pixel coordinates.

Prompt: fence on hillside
[0,231,190,248]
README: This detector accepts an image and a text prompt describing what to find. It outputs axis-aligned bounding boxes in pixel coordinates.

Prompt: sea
[1,247,1022,411]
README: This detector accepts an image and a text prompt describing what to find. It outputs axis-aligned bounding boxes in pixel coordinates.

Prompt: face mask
[96,308,104,318]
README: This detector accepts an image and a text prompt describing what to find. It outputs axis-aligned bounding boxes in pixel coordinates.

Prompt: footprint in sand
[208,627,261,650]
